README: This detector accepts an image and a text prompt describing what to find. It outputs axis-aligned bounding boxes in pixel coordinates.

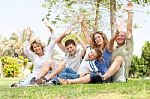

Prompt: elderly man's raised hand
[126,1,133,12]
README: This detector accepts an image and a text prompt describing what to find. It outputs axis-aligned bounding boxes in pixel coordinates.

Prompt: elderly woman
[11,23,57,87]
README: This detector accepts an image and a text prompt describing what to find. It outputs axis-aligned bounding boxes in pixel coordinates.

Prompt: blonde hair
[30,38,46,53]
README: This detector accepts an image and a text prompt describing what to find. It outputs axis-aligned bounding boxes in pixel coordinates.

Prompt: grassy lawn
[0,78,150,99]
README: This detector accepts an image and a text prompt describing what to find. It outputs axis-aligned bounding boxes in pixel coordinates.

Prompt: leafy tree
[110,0,116,36]
[129,55,139,77]
[130,41,150,78]
[42,0,110,34]
[129,55,147,78]
[132,0,150,5]
[141,41,150,76]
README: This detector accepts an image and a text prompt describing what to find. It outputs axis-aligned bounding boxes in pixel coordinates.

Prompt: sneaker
[11,83,22,87]
[30,77,36,85]
[43,80,54,86]
[35,78,46,85]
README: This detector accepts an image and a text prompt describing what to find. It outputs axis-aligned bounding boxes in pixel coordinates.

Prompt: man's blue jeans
[52,67,79,84]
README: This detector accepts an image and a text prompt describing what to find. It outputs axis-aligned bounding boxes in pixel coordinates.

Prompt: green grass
[0,78,150,99]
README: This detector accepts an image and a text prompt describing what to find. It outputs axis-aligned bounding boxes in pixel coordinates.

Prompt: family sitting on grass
[11,1,133,87]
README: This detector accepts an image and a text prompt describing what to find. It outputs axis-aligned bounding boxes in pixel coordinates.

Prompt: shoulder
[104,48,112,55]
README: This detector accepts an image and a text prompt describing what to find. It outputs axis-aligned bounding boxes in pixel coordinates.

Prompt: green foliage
[0,55,30,77]
[130,41,150,77]
[18,55,33,72]
[141,41,150,76]
[0,29,28,57]
[18,56,29,65]
[132,0,150,5]
[42,0,110,32]
[1,56,22,77]
[29,64,34,72]
[129,55,147,77]
[141,41,150,63]
[62,32,86,44]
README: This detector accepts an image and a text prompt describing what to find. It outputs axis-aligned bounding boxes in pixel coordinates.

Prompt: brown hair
[93,47,103,61]
[65,39,76,47]
[92,31,108,51]
[30,39,45,53]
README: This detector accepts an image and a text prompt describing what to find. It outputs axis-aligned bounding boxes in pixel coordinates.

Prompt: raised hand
[116,21,125,33]
[44,20,51,28]
[24,27,32,40]
[43,19,54,33]
[78,13,84,23]
[76,32,81,37]
[64,27,74,35]
[126,1,133,11]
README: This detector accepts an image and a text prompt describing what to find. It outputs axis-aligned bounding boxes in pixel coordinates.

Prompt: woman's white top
[23,33,56,76]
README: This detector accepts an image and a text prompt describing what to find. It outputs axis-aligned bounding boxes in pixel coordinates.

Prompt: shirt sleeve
[83,45,91,60]
[23,40,35,61]
[44,33,57,57]
[126,36,134,54]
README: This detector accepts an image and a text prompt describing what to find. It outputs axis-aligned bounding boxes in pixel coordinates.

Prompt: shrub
[1,56,22,77]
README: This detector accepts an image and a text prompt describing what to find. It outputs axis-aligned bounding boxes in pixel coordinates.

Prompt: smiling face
[92,32,108,50]
[32,43,43,54]
[65,39,77,55]
[66,44,77,55]
[116,32,126,46]
[87,49,97,61]
[94,33,104,46]
[30,41,44,56]
[87,48,102,61]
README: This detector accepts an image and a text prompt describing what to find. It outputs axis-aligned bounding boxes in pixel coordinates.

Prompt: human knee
[59,61,66,68]
[44,59,54,69]
[111,56,124,70]
[47,59,54,65]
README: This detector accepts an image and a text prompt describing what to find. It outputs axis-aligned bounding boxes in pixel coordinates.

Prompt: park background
[0,0,150,98]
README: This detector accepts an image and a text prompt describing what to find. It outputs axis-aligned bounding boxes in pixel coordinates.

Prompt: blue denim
[52,68,79,84]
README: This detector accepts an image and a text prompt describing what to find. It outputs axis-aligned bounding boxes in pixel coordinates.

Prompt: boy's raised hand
[64,27,75,35]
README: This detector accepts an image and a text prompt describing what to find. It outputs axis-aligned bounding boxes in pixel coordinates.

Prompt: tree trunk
[148,64,150,77]
[0,60,3,78]
[110,0,116,36]
[94,0,101,33]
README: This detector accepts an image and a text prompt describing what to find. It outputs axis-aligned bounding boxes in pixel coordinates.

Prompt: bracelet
[127,10,133,13]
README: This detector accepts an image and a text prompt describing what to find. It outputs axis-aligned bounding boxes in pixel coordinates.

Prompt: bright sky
[0,0,150,56]
[0,0,50,41]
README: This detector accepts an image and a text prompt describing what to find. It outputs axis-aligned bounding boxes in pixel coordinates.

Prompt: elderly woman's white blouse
[23,33,56,77]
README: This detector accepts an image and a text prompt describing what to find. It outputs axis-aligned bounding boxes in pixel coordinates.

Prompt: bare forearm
[76,35,86,50]
[56,33,66,43]
[127,11,133,38]
[48,27,54,33]
[107,31,119,52]
[81,20,92,46]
